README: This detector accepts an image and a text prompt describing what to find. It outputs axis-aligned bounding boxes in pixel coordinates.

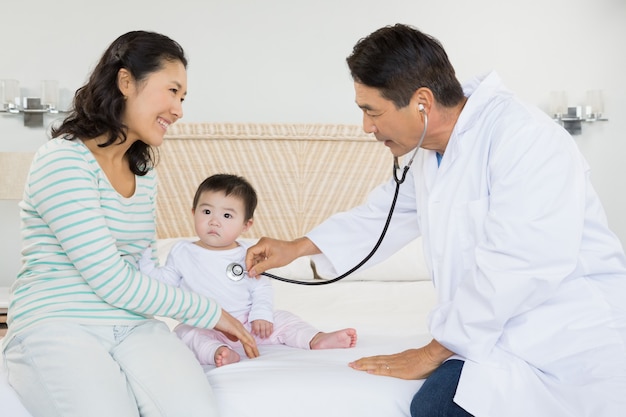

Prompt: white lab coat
[307,72,626,417]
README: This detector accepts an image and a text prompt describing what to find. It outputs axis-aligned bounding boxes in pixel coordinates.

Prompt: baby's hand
[251,319,273,339]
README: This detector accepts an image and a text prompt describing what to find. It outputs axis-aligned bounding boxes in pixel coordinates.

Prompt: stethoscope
[227,104,428,286]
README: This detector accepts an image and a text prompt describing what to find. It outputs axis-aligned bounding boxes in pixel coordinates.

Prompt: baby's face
[193,190,252,250]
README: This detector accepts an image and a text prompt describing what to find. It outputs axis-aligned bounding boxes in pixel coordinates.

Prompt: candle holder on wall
[0,79,67,127]
[550,90,608,135]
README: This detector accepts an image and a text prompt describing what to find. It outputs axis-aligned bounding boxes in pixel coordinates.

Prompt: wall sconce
[550,90,608,135]
[0,79,66,127]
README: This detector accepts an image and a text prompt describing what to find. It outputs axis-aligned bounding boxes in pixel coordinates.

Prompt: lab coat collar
[442,71,510,168]
[419,148,440,193]
[455,71,506,136]
[421,71,507,190]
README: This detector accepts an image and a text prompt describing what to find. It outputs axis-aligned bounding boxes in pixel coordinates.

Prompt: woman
[2,31,258,417]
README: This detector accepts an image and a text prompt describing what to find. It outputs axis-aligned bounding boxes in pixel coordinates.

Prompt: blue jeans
[411,359,474,417]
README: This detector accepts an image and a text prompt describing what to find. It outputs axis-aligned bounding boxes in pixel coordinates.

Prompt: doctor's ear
[412,87,434,115]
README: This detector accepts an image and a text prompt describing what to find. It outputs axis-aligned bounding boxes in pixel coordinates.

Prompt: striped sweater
[2,138,221,349]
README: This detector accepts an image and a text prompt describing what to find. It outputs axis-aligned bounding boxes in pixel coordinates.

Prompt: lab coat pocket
[456,197,489,270]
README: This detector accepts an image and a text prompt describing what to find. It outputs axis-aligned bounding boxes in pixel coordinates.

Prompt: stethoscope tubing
[261,179,401,285]
[233,111,428,286]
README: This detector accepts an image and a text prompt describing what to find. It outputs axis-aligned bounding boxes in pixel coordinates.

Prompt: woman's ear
[117,68,132,98]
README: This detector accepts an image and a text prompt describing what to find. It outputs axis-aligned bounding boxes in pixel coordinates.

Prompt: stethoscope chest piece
[226,263,246,281]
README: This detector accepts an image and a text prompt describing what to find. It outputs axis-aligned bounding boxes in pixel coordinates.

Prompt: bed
[0,123,437,417]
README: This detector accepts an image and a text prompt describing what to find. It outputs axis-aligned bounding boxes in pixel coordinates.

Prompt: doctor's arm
[246,175,419,278]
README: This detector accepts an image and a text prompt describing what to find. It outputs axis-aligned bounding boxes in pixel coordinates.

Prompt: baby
[141,173,357,366]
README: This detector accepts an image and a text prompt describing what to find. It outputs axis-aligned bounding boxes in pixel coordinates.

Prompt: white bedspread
[1,281,437,417]
[206,280,436,417]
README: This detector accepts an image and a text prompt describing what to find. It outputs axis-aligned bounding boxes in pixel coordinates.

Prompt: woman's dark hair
[346,24,464,109]
[193,174,258,222]
[52,30,187,175]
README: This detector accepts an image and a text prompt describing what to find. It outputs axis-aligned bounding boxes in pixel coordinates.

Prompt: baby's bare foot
[310,328,357,349]
[215,346,240,367]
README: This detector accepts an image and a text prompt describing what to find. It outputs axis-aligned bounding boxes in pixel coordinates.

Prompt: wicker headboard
[156,123,391,240]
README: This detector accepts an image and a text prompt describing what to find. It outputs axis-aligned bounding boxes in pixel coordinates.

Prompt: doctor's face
[354,82,424,157]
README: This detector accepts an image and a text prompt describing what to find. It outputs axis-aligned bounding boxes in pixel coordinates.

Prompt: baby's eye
[203,209,211,215]
[170,88,178,94]
[224,213,233,219]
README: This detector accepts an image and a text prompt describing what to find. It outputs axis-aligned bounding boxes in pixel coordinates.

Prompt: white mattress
[1,280,437,417]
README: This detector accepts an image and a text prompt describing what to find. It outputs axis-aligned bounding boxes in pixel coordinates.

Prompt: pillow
[313,238,431,282]
[156,237,196,264]
[155,237,315,281]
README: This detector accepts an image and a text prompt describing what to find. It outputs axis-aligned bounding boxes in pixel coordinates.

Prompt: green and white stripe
[3,138,220,349]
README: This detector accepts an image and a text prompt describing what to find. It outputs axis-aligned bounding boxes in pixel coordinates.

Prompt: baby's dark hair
[193,174,257,221]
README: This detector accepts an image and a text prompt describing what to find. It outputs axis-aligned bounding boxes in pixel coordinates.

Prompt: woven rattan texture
[156,123,390,240]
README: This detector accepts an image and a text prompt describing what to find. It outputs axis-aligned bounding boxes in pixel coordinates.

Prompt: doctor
[246,23,626,417]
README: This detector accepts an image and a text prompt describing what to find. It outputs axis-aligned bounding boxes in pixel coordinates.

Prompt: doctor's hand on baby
[246,236,320,278]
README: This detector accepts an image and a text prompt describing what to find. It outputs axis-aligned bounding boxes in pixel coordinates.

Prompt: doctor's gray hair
[346,24,464,109]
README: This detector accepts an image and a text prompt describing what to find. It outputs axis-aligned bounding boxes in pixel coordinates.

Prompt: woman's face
[121,59,187,147]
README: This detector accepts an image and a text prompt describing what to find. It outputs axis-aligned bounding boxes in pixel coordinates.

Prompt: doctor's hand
[245,237,320,278]
[214,309,259,359]
[348,339,453,380]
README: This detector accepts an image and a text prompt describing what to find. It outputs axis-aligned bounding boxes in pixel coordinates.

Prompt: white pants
[3,320,218,417]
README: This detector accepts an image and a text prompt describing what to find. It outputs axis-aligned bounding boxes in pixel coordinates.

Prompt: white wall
[1,0,625,285]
